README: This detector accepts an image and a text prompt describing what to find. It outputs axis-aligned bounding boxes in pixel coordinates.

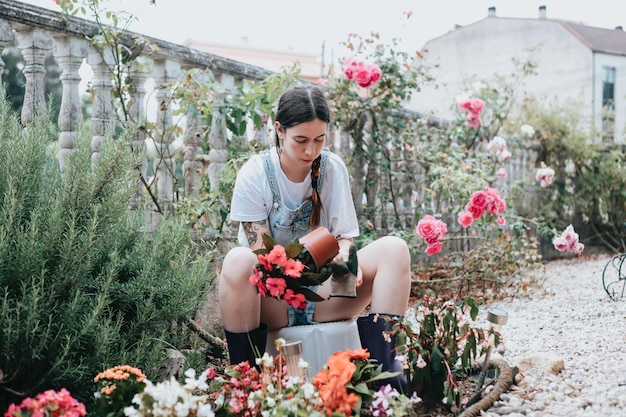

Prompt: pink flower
[426,241,443,256]
[498,149,512,162]
[342,57,358,80]
[416,214,447,245]
[249,268,267,296]
[536,166,555,187]
[467,190,489,218]
[343,58,382,88]
[553,225,584,256]
[266,245,288,267]
[405,10,413,18]
[283,258,305,278]
[354,62,382,88]
[458,97,485,129]
[484,187,506,214]
[458,211,473,228]
[487,136,507,153]
[458,97,485,114]
[5,389,86,417]
[497,168,507,177]
[266,277,287,298]
[466,112,482,129]
[284,289,307,309]
[496,216,506,226]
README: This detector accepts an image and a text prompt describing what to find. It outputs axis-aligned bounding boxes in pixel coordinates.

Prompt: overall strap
[261,150,281,207]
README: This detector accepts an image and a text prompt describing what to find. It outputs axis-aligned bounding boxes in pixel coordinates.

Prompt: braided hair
[274,86,330,228]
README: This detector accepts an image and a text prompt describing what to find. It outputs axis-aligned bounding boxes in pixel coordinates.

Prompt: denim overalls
[262,148,330,326]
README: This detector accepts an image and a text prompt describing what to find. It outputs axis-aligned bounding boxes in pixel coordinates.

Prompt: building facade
[184,39,323,83]
[410,6,626,143]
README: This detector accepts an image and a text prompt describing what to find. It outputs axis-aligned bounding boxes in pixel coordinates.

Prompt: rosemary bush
[0,101,212,409]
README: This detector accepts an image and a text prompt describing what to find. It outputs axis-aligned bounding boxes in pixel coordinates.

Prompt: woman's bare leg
[313,236,411,322]
[218,246,288,332]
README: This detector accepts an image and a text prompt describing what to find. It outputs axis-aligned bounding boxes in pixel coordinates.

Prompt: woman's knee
[220,246,257,286]
[372,236,410,266]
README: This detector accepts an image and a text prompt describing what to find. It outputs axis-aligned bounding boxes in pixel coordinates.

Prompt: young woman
[218,85,411,391]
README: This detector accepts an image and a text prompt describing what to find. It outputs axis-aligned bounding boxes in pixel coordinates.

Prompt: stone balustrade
[0,0,275,217]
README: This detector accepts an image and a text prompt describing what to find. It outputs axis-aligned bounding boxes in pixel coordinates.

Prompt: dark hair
[274,85,330,228]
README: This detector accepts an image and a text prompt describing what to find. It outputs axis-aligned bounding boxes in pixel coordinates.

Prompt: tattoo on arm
[242,220,269,248]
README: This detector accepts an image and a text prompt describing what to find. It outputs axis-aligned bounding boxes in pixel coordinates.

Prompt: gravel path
[480,253,626,417]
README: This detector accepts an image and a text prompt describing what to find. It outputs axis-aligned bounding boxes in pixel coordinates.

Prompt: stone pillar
[86,45,115,167]
[253,118,270,149]
[14,28,52,126]
[181,81,204,198]
[0,19,13,99]
[152,59,181,213]
[207,73,234,192]
[53,35,88,169]
[128,59,150,209]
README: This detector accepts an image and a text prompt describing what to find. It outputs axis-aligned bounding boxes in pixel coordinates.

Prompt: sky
[19,0,626,63]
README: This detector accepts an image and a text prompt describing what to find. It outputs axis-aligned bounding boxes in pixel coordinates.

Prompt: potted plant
[390,295,500,412]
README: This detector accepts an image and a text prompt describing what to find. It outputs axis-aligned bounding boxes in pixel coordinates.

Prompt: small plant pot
[299,227,339,272]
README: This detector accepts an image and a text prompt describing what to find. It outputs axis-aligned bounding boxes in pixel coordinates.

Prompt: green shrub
[0,100,212,409]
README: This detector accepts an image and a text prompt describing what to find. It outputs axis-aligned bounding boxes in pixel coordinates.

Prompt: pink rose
[343,57,358,80]
[498,149,512,162]
[487,136,507,153]
[354,62,381,88]
[553,225,584,256]
[458,211,473,228]
[458,97,485,129]
[458,98,485,114]
[369,63,382,83]
[466,113,482,129]
[497,168,507,177]
[536,166,555,187]
[574,242,585,256]
[485,187,506,214]
[426,241,443,256]
[467,190,489,218]
[416,214,447,244]
[496,216,506,226]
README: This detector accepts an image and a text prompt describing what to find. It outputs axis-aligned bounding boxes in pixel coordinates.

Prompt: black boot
[223,323,268,368]
[357,313,408,394]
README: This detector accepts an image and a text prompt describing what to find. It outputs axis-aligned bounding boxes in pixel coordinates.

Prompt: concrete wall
[410,16,626,143]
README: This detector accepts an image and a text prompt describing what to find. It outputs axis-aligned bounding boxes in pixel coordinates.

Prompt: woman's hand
[355,266,363,287]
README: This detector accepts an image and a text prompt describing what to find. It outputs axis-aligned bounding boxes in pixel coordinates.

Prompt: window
[602,66,616,141]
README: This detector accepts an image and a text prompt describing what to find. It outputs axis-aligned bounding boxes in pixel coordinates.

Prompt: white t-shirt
[230,147,359,246]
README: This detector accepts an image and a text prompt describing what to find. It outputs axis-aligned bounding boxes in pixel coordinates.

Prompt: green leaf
[298,287,325,302]
[261,233,277,249]
[346,244,358,275]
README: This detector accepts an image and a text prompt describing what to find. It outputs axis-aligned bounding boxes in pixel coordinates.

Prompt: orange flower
[312,349,370,416]
[94,365,146,383]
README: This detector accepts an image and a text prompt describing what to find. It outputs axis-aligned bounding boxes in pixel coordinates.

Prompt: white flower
[520,124,535,137]
[415,354,427,369]
[302,382,316,399]
[298,357,309,369]
[487,136,507,153]
[257,352,274,368]
[536,166,555,188]
[472,80,487,92]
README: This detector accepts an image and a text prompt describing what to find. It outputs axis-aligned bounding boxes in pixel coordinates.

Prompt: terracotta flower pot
[299,227,339,272]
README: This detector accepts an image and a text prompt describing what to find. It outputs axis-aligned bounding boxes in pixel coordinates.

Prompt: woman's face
[276,118,327,177]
